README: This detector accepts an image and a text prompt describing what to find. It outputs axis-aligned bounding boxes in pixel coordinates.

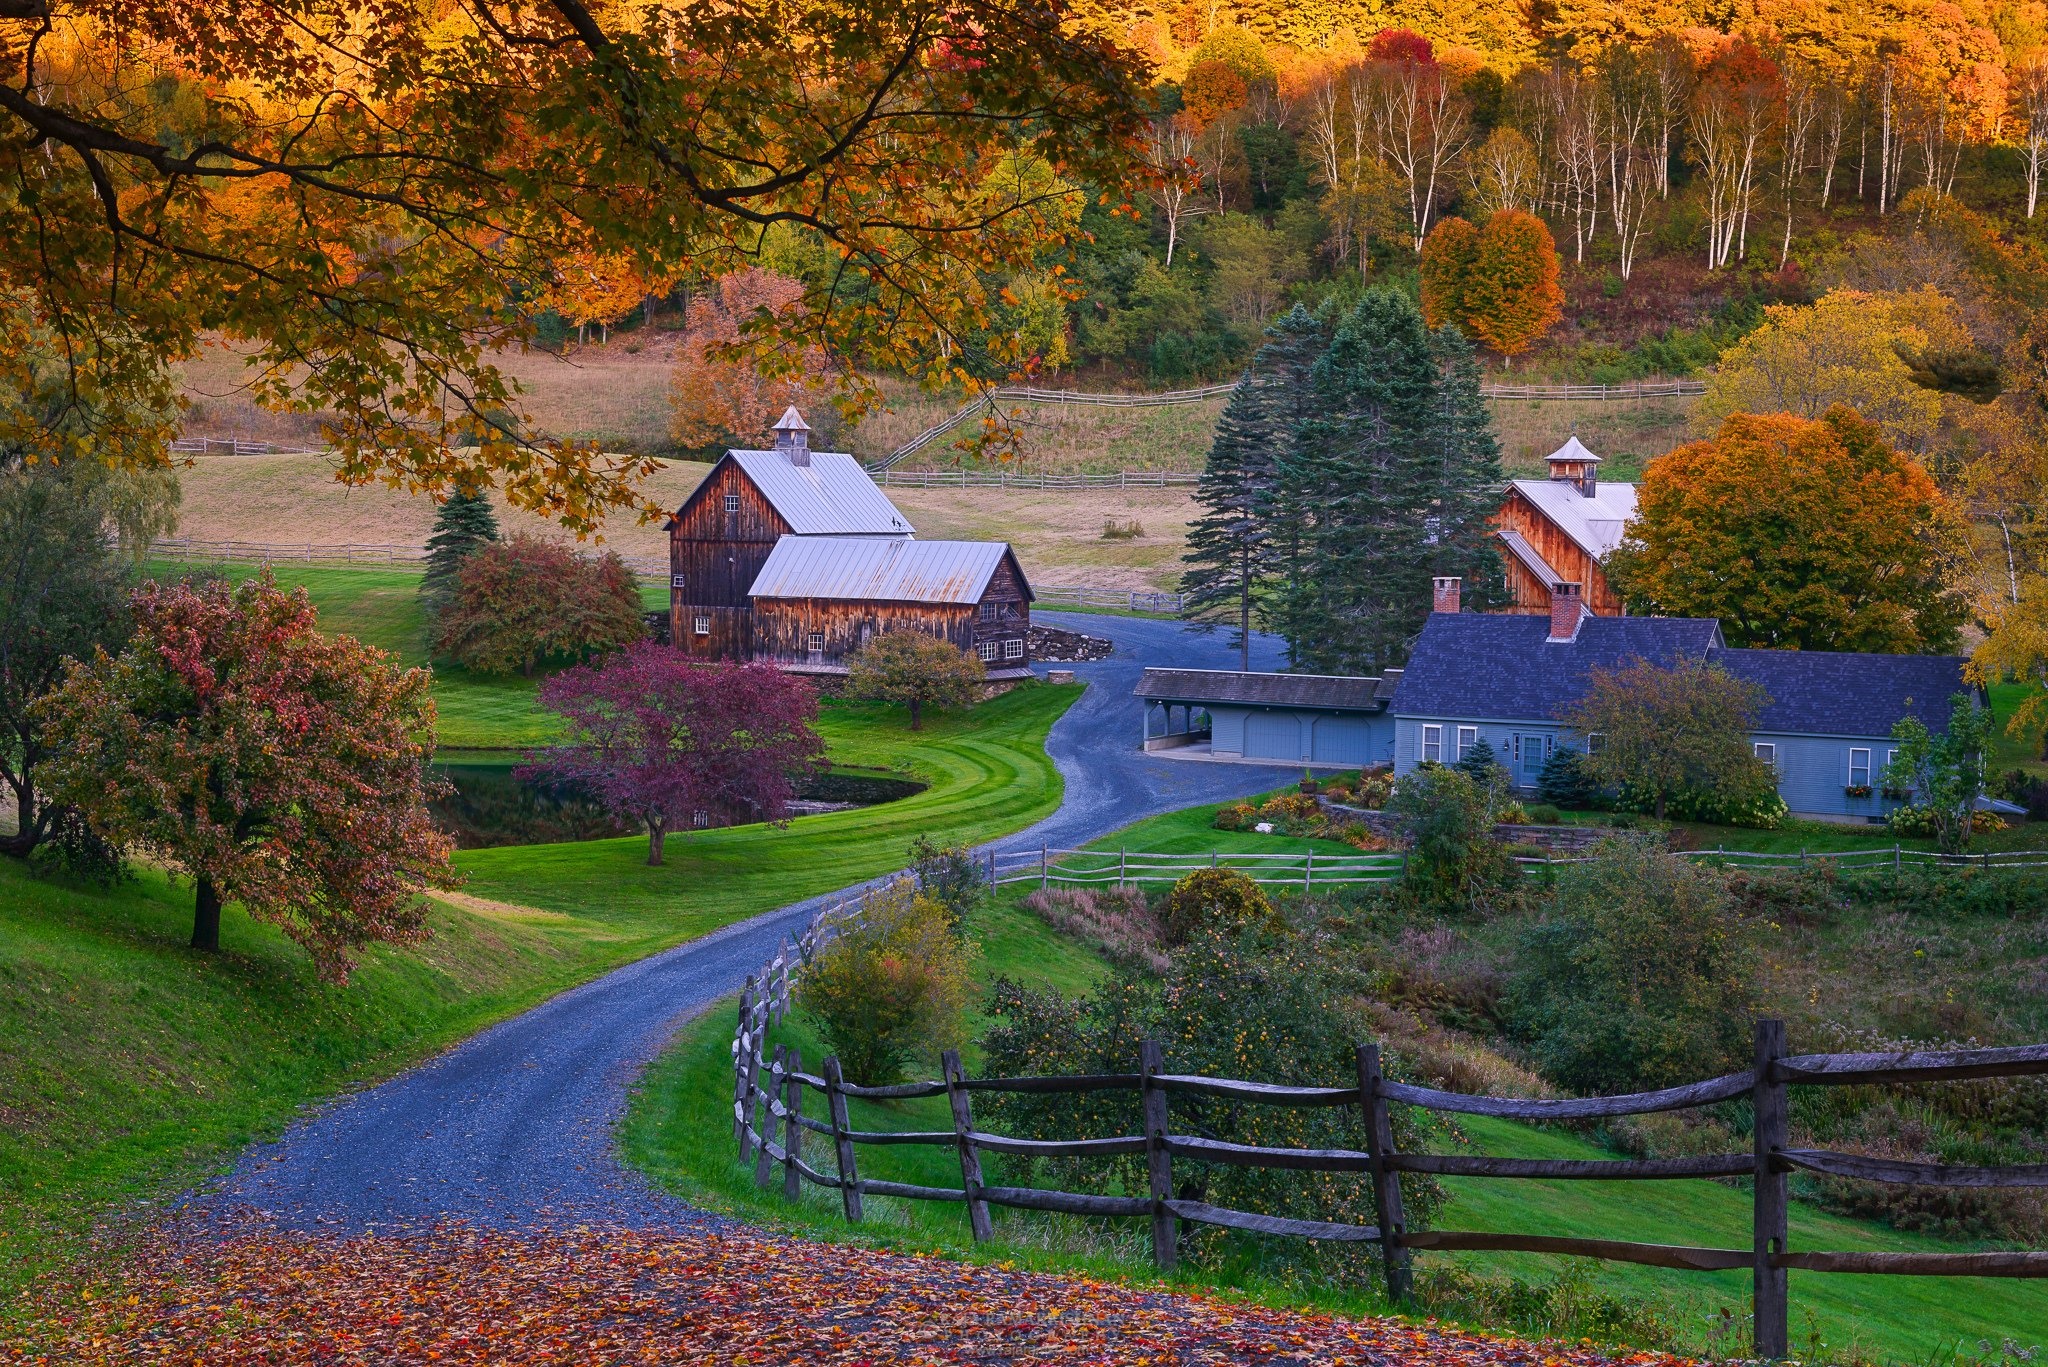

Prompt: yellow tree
[544,253,651,346]
[0,1,1149,532]
[1695,287,1977,452]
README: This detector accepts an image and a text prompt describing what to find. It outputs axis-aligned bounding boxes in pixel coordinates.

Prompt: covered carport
[1133,667,1399,767]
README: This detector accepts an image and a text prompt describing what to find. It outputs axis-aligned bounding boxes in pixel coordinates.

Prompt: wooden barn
[1490,436,1637,618]
[749,536,1034,680]
[666,407,1033,677]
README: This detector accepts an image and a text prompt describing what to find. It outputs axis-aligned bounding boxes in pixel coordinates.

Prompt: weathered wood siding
[970,555,1031,666]
[1491,487,1625,617]
[752,599,977,671]
[669,457,790,658]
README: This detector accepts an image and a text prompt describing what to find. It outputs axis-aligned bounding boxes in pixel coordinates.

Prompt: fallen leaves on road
[4,1223,1697,1366]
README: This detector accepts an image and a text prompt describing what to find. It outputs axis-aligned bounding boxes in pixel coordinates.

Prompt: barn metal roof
[1495,527,1562,585]
[1508,477,1638,562]
[748,536,1026,605]
[1134,668,1393,713]
[727,449,914,536]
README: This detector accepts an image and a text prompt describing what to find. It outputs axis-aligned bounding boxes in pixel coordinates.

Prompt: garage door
[1312,716,1374,765]
[1243,712,1301,761]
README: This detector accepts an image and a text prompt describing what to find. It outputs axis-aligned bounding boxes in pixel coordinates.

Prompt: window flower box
[1844,784,1873,799]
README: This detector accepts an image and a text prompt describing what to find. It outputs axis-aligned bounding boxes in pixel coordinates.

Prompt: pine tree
[421,491,501,612]
[1422,322,1509,606]
[1276,289,1439,674]
[1180,305,1326,670]
[1452,735,1498,777]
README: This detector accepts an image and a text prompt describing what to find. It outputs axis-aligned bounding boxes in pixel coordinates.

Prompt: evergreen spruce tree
[421,491,501,612]
[1180,305,1326,669]
[1422,323,1509,606]
[1452,736,1498,777]
[1277,290,1439,673]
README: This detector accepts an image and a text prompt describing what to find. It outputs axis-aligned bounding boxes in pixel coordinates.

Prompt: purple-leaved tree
[522,643,826,866]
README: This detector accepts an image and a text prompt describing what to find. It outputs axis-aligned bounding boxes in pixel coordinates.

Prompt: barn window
[723,493,740,513]
[807,632,825,654]
[977,640,999,662]
[693,810,709,828]
[693,615,710,636]
[671,573,687,589]
[980,602,998,622]
[1004,639,1025,661]
[1455,725,1477,760]
[1421,725,1442,763]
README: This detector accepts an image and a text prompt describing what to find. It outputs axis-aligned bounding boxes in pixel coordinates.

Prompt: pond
[429,757,926,850]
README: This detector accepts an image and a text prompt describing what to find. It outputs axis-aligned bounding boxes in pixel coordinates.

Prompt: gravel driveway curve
[203,612,1299,1234]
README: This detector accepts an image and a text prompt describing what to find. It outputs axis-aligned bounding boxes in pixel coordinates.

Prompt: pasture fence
[874,468,1200,489]
[148,539,1167,615]
[170,437,323,457]
[733,880,2048,1358]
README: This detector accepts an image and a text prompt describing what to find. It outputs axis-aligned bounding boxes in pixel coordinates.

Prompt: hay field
[171,455,1200,593]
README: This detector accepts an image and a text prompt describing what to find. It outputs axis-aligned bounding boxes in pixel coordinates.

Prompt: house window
[807,632,825,655]
[1754,741,1777,766]
[1421,724,1442,763]
[670,573,687,589]
[1004,638,1025,661]
[692,810,709,828]
[1585,732,1604,755]
[1848,747,1872,787]
[1456,725,1477,761]
[723,493,740,513]
[978,640,999,662]
[692,615,710,637]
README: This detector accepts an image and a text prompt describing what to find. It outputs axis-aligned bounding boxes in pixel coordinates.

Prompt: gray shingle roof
[1134,668,1391,712]
[1710,647,1972,738]
[749,536,1023,605]
[1390,612,1724,721]
[728,449,914,536]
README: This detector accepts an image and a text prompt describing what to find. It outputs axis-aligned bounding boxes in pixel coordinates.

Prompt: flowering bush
[1349,768,1395,810]
[798,879,971,1085]
[1211,802,1257,832]
[1896,805,2011,837]
[1259,792,1322,823]
[1159,867,1281,945]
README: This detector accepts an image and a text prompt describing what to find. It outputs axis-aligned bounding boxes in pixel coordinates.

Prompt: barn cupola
[773,405,812,467]
[1545,434,1601,499]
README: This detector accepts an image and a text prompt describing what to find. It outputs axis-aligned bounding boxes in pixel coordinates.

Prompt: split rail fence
[732,896,2048,1357]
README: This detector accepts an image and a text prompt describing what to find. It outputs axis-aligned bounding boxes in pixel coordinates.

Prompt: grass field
[0,668,1076,1301]
[625,875,2048,1361]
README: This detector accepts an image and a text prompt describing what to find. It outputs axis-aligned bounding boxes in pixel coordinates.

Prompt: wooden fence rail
[733,890,2048,1357]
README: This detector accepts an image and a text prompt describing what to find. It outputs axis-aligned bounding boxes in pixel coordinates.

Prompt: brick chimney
[1548,582,1585,642]
[1432,575,1462,614]
[773,405,811,467]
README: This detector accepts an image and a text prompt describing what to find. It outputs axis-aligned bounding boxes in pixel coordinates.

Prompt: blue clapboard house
[1137,576,1984,824]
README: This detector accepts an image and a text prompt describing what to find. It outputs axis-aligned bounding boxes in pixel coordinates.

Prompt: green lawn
[142,560,670,749]
[0,681,1077,1300]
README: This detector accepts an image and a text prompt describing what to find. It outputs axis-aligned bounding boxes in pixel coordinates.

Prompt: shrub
[1536,745,1600,808]
[980,928,1453,1284]
[797,879,971,1085]
[1495,800,1529,825]
[1336,823,1389,851]
[1346,768,1395,810]
[1884,803,2002,838]
[1526,803,1563,825]
[1503,836,1754,1095]
[908,835,984,928]
[1619,779,1787,829]
[1386,765,1512,909]
[1257,792,1321,823]
[1211,802,1257,832]
[434,533,644,676]
[1158,867,1279,945]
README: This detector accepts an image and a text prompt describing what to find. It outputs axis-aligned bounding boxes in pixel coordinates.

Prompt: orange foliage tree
[1606,408,1970,653]
[1420,210,1561,360]
[0,2,1150,532]
[545,253,652,346]
[669,270,830,454]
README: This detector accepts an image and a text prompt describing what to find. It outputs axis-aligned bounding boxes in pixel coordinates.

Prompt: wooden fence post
[783,1047,804,1203]
[1358,1043,1411,1303]
[1119,847,1127,888]
[1305,847,1314,891]
[1752,1019,1790,1359]
[733,981,757,1148]
[738,983,764,1163]
[824,1056,863,1223]
[1041,843,1049,890]
[1140,1040,1177,1271]
[942,1049,993,1241]
[756,1044,784,1189]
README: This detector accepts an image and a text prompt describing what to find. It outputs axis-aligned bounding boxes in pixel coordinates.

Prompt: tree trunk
[909,697,924,731]
[647,818,666,867]
[1654,791,1668,822]
[193,877,223,953]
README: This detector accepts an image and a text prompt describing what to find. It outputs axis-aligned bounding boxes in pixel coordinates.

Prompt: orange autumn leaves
[669,269,833,455]
[1418,210,1564,361]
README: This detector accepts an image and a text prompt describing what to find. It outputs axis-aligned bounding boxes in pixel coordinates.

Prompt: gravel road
[203,611,1297,1233]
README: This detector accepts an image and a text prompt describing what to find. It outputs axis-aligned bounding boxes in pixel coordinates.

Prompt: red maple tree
[523,643,826,865]
[33,573,457,981]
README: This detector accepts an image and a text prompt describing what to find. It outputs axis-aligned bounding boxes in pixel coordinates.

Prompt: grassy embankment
[627,793,2048,1361]
[2,556,1079,1298]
